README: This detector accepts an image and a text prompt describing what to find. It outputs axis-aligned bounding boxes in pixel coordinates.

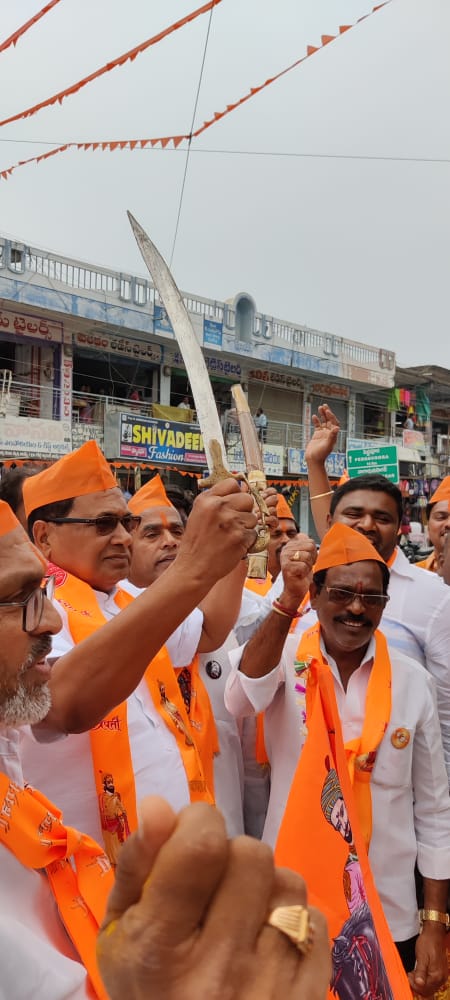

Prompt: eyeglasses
[45,513,141,536]
[0,576,55,633]
[324,587,390,609]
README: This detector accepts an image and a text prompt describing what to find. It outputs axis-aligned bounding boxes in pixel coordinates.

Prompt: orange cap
[429,477,450,507]
[0,499,20,538]
[128,475,175,516]
[314,522,385,574]
[23,440,117,518]
[276,493,296,521]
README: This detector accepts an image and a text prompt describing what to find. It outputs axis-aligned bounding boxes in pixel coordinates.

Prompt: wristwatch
[419,909,450,931]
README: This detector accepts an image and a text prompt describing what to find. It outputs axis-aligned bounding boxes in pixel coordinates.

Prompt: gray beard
[0,681,52,727]
[0,648,52,728]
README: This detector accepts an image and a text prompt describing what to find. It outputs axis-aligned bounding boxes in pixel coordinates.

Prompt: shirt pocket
[373,721,415,789]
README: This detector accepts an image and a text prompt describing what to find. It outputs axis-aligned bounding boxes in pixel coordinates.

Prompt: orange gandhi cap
[128,475,175,516]
[314,522,386,574]
[276,493,296,522]
[23,440,117,519]
[0,499,21,538]
[429,477,450,508]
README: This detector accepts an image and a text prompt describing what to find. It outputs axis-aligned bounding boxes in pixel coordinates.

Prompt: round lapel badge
[205,660,222,680]
[391,727,410,750]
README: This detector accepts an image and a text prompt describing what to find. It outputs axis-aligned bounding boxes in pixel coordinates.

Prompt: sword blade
[127,211,228,476]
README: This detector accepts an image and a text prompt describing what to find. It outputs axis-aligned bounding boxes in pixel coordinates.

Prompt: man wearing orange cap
[0,500,331,1000]
[416,477,450,573]
[304,405,450,783]
[225,523,450,993]
[19,440,260,861]
[267,493,298,584]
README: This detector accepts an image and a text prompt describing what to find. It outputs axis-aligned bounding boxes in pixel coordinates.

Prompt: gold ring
[291,550,302,561]
[266,905,313,954]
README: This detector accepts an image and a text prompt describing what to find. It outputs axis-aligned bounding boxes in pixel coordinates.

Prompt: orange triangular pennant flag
[321,34,335,45]
[160,137,171,148]
[275,657,411,998]
[307,44,318,55]
[339,25,351,33]
[172,136,184,148]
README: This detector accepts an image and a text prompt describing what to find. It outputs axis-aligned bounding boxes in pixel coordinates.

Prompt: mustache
[334,614,372,628]
[30,637,53,662]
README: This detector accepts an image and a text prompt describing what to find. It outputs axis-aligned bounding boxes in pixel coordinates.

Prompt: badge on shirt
[391,727,410,749]
[205,660,222,680]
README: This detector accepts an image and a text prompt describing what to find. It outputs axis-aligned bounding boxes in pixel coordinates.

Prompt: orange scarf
[49,565,216,862]
[275,655,411,999]
[296,625,392,850]
[0,773,112,999]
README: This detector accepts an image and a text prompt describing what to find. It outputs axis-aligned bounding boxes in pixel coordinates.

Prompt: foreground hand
[279,535,317,606]
[305,405,340,465]
[409,925,448,996]
[178,478,258,585]
[98,797,331,1000]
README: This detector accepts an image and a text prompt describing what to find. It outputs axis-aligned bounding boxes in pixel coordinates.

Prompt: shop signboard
[288,449,346,478]
[0,307,63,343]
[203,318,223,347]
[227,442,285,476]
[347,444,399,483]
[74,330,162,363]
[402,429,425,450]
[105,411,206,466]
[0,416,72,457]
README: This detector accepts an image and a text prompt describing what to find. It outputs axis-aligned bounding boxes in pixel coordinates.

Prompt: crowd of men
[1,402,450,999]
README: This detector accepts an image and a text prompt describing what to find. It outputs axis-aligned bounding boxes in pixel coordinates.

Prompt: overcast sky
[0,0,449,369]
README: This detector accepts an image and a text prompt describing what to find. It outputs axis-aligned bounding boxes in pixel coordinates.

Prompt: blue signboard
[288,449,346,478]
[203,318,223,347]
[153,305,174,336]
[120,414,206,466]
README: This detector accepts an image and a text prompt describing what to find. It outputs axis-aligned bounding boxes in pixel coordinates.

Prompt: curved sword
[127,211,228,482]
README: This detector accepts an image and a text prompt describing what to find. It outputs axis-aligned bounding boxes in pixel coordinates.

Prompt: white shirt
[225,634,450,941]
[121,582,269,837]
[266,546,450,780]
[0,728,89,999]
[20,587,203,845]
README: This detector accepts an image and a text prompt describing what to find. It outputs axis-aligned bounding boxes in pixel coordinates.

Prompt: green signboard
[346,445,399,484]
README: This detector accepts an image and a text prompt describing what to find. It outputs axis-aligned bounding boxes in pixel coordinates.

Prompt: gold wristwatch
[419,909,450,931]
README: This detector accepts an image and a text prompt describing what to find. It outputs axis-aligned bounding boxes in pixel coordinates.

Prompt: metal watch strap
[419,909,450,931]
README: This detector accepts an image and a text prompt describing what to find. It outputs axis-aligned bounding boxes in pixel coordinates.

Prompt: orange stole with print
[295,625,392,850]
[49,566,215,852]
[0,773,112,999]
[275,645,409,999]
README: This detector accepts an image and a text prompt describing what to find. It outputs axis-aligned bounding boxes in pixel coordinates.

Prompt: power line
[0,137,448,164]
[169,3,217,268]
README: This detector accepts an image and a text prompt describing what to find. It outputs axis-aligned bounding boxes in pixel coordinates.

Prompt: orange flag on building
[275,658,411,999]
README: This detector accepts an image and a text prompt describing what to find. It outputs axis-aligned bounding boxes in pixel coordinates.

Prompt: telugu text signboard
[227,442,285,477]
[288,449,346,478]
[346,445,399,483]
[0,417,72,458]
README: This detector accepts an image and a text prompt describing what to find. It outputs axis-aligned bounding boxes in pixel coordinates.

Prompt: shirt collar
[389,545,415,579]
[319,632,376,680]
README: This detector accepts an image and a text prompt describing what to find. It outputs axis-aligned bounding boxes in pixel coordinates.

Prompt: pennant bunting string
[0,1,392,181]
[0,0,63,56]
[0,0,222,129]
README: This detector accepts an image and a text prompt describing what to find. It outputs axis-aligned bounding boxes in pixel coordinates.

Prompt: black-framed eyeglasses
[44,513,141,536]
[0,576,55,633]
[324,587,390,609]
